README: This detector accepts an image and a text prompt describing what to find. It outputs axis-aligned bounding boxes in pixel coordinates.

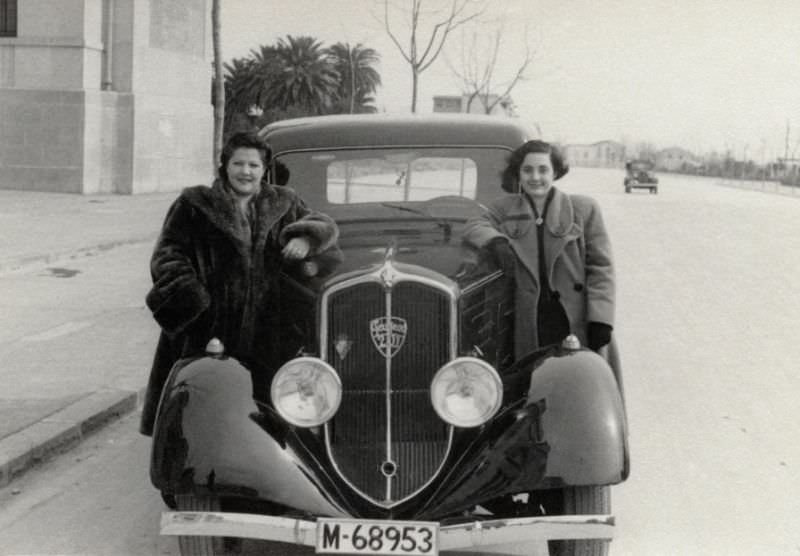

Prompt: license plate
[316,518,438,555]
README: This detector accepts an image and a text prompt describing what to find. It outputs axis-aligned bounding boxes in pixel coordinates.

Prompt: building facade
[654,147,702,172]
[563,141,626,169]
[0,0,213,194]
[432,94,515,117]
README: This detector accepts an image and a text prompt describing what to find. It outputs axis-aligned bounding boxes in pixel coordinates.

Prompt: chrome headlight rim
[270,357,342,428]
[430,356,503,428]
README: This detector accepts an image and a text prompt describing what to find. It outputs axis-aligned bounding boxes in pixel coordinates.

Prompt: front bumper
[161,511,614,552]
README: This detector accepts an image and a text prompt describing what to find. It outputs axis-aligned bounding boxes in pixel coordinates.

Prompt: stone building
[563,140,626,169]
[0,0,213,194]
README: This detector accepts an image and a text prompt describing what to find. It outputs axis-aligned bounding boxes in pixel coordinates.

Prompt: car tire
[175,494,241,555]
[624,187,631,194]
[549,486,610,556]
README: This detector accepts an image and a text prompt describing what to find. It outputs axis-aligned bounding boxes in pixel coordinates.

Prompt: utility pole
[785,120,790,163]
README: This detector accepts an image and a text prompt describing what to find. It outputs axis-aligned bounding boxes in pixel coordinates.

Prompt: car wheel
[549,486,610,556]
[175,494,241,555]
[624,187,631,194]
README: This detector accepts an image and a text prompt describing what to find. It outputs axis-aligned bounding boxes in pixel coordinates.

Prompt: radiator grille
[326,280,451,503]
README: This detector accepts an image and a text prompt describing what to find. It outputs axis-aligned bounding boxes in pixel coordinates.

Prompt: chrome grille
[324,274,452,505]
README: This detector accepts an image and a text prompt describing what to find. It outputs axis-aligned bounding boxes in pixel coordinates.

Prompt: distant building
[775,157,800,185]
[654,147,702,172]
[563,141,626,169]
[432,94,515,117]
[0,0,213,193]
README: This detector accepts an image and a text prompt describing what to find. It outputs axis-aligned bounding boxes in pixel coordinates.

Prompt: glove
[486,238,516,277]
[587,322,613,351]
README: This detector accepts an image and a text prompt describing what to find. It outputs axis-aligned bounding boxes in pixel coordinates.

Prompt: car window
[274,147,508,208]
[326,156,477,203]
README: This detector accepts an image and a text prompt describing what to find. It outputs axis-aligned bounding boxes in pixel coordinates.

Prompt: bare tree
[382,0,485,112]
[212,0,224,170]
[444,19,532,116]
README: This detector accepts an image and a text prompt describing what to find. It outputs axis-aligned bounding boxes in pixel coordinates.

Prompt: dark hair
[218,132,272,182]
[273,159,290,186]
[501,140,569,192]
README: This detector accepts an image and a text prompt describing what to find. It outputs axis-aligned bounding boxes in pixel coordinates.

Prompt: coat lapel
[543,188,581,281]
[252,183,292,253]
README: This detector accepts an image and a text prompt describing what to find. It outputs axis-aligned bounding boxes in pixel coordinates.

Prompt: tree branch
[383,0,414,65]
[418,0,485,73]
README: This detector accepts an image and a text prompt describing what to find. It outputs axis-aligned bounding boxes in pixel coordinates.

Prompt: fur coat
[463,187,615,359]
[139,180,340,435]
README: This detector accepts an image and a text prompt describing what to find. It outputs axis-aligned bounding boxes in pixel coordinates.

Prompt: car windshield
[628,160,654,172]
[273,147,510,210]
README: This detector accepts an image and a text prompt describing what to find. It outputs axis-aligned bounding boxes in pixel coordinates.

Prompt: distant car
[151,114,629,556]
[624,160,659,194]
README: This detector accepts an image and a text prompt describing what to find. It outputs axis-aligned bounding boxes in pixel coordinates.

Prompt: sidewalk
[0,189,177,487]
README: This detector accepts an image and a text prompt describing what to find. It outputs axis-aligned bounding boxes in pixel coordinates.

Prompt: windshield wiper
[380,203,452,242]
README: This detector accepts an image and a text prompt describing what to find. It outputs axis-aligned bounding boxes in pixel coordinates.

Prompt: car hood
[331,219,474,280]
[316,202,484,281]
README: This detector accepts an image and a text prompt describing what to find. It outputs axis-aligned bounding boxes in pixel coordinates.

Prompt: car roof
[260,113,536,153]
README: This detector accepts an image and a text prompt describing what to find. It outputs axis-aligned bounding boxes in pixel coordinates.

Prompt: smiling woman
[139,131,342,437]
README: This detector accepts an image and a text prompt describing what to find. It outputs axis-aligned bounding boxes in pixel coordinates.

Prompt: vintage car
[152,114,629,555]
[624,160,658,194]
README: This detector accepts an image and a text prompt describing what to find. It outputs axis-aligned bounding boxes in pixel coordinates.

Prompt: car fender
[526,349,629,486]
[149,355,349,517]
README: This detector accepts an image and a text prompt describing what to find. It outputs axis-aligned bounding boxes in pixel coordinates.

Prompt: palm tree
[327,42,382,114]
[223,56,260,131]
[272,35,340,114]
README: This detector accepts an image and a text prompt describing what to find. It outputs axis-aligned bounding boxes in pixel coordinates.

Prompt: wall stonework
[0,0,212,194]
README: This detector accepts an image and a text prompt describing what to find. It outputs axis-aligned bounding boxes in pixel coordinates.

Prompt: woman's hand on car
[587,321,613,351]
[486,237,516,277]
[282,237,311,260]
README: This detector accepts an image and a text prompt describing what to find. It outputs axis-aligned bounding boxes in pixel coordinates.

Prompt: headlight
[271,357,342,427]
[430,357,502,427]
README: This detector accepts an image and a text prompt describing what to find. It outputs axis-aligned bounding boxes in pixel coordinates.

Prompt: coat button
[574,283,584,292]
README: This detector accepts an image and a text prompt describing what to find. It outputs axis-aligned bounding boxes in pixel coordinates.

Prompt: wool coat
[139,180,340,436]
[463,187,615,360]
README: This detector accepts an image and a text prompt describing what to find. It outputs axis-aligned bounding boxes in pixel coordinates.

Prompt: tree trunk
[411,68,418,113]
[212,0,224,172]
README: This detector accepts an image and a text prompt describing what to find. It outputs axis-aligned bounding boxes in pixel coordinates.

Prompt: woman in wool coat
[463,140,615,361]
[139,132,340,436]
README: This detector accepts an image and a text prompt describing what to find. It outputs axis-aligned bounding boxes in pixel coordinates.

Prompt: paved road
[563,168,800,554]
[0,241,157,446]
[1,168,799,555]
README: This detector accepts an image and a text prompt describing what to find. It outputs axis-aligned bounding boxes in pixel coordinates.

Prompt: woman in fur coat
[139,132,340,436]
[463,140,615,361]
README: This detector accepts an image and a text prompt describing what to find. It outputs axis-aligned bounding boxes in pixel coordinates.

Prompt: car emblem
[334,335,353,361]
[369,316,408,358]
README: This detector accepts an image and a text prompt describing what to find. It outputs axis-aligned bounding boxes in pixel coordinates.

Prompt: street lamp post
[247,105,264,131]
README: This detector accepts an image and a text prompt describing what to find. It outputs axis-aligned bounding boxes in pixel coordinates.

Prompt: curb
[0,235,157,276]
[0,388,144,488]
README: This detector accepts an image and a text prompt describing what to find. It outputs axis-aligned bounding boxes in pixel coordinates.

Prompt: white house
[563,141,626,169]
[432,94,515,117]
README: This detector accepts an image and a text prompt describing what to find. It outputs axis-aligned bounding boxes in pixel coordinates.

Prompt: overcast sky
[221,0,800,159]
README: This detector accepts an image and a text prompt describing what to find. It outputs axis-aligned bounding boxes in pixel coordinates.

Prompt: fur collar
[180,180,294,247]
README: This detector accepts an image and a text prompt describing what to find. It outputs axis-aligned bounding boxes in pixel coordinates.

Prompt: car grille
[325,280,452,505]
